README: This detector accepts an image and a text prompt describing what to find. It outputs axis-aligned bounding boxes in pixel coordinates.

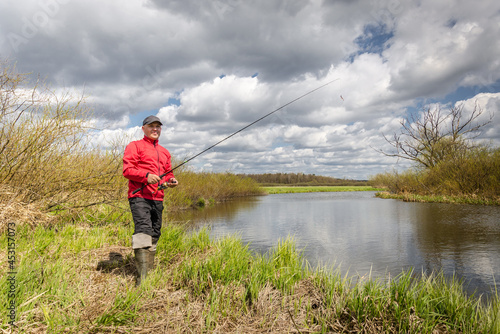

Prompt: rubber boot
[147,248,156,271]
[134,248,149,287]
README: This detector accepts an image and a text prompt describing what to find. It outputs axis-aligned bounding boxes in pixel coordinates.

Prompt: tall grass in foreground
[1,220,499,333]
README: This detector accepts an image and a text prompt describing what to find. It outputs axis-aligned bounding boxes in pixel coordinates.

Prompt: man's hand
[147,173,161,184]
[167,178,178,188]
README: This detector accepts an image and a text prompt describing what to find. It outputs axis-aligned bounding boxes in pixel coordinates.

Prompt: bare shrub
[372,102,500,201]
[379,103,492,168]
[0,59,123,226]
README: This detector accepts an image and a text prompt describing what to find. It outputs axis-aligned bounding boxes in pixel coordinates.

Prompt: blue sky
[1,0,499,179]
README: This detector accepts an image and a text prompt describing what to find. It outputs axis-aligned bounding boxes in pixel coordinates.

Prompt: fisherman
[123,115,178,286]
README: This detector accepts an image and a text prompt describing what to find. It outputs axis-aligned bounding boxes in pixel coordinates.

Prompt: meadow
[263,185,383,194]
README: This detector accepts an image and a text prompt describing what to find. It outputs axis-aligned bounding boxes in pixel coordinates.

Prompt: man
[123,115,178,286]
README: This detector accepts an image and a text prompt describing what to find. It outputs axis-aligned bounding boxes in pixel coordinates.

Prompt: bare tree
[379,103,493,168]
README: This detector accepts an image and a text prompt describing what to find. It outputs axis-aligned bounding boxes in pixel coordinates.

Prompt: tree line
[239,173,369,186]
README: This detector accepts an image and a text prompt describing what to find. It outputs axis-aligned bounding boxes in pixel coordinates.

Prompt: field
[263,185,384,194]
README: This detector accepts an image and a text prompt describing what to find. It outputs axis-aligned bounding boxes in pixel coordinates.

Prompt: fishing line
[133,78,339,194]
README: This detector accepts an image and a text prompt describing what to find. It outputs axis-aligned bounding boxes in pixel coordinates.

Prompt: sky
[1,0,500,180]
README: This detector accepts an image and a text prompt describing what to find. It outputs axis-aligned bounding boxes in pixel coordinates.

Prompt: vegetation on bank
[263,185,383,194]
[2,220,499,333]
[370,146,500,205]
[241,172,369,186]
[165,170,265,210]
[370,103,500,204]
[375,191,500,206]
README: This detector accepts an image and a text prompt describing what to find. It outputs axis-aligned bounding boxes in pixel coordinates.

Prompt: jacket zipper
[154,140,161,195]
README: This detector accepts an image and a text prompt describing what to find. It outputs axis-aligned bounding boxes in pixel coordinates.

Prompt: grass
[1,218,499,333]
[263,185,384,194]
[375,191,500,205]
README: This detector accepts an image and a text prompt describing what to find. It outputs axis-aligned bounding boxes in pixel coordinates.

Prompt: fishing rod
[132,78,339,195]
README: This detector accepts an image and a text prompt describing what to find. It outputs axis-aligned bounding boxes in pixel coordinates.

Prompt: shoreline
[375,191,500,206]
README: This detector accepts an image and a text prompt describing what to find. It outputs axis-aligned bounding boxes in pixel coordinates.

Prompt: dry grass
[0,186,53,233]
[4,249,332,333]
[164,171,265,210]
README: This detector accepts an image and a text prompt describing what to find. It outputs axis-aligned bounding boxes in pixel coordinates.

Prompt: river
[168,191,500,298]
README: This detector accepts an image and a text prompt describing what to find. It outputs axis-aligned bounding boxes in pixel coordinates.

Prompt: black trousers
[129,197,164,242]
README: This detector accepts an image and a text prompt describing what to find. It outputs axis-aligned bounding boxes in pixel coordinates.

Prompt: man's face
[142,122,162,140]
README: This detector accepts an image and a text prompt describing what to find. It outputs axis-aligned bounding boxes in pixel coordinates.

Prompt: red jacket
[123,136,175,200]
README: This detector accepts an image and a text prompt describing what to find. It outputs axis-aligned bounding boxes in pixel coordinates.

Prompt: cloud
[385,1,500,100]
[456,93,500,144]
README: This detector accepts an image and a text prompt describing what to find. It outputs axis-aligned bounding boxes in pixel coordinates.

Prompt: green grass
[1,218,499,333]
[376,191,500,205]
[263,185,384,194]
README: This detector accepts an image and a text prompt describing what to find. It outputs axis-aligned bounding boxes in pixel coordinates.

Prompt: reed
[163,171,265,210]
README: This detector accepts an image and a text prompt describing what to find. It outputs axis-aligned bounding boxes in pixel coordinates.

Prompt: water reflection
[169,192,500,297]
[166,197,261,224]
[411,203,500,296]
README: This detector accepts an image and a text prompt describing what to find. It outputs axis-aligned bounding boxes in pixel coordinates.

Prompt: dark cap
[142,115,163,126]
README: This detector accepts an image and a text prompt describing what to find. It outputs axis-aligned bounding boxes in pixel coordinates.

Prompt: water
[168,192,500,297]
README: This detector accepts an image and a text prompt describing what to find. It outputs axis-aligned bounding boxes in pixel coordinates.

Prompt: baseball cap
[142,115,163,126]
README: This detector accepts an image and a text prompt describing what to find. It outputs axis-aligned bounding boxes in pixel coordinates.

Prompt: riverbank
[1,219,498,333]
[376,191,500,205]
[263,185,384,194]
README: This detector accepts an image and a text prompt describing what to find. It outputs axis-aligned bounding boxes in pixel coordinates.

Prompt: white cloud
[385,1,500,99]
[456,93,500,145]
